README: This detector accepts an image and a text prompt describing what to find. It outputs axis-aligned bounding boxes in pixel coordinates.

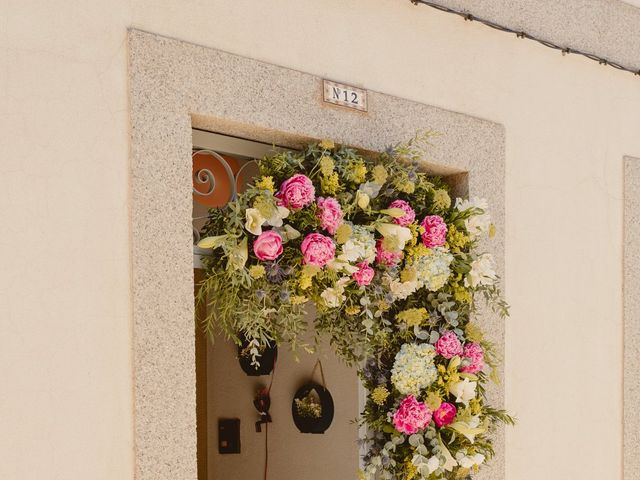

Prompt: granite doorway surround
[128,29,506,480]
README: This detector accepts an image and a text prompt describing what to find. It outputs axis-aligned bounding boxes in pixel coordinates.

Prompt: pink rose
[435,331,463,359]
[421,215,448,248]
[317,197,343,235]
[253,230,284,261]
[352,261,375,286]
[392,395,432,435]
[275,174,315,209]
[388,199,416,227]
[301,233,335,267]
[433,402,457,427]
[460,342,485,374]
[375,239,403,266]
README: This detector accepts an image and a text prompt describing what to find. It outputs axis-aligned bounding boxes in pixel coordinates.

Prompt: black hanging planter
[238,339,277,376]
[291,382,334,434]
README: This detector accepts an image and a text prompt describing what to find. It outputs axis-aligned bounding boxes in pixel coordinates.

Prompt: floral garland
[197,133,513,479]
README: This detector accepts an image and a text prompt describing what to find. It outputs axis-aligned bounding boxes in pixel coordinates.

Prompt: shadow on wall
[205,315,360,480]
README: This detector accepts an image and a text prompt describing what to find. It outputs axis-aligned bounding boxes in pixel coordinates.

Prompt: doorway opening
[192,129,361,480]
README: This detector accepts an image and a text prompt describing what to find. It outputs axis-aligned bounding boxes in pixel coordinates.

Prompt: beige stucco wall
[2,1,639,479]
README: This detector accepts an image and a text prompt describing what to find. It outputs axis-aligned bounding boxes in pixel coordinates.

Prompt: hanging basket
[291,382,334,434]
[237,339,277,376]
[291,360,334,434]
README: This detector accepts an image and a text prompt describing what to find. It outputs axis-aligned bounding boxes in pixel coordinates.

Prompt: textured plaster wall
[426,0,640,71]
[624,157,640,480]
[2,1,640,480]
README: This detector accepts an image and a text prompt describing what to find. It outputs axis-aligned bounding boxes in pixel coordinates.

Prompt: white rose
[465,253,497,288]
[339,239,366,262]
[449,378,477,405]
[245,208,266,235]
[455,197,491,238]
[320,277,350,307]
[455,452,485,469]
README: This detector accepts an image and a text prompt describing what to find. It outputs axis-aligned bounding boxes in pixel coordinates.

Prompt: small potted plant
[291,382,334,434]
[237,337,277,376]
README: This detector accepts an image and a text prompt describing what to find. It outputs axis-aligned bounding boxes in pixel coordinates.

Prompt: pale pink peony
[421,215,448,248]
[317,197,343,235]
[253,230,283,261]
[435,331,464,359]
[433,402,457,427]
[275,174,315,209]
[301,233,336,267]
[392,395,432,435]
[352,261,375,286]
[388,199,416,227]
[460,342,485,374]
[375,239,403,266]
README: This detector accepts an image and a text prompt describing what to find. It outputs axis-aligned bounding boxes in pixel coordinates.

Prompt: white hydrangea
[391,343,438,396]
[389,279,419,300]
[455,197,491,238]
[338,225,376,263]
[465,253,497,288]
[411,247,454,292]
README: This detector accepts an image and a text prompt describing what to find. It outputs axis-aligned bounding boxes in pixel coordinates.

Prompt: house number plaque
[322,80,368,112]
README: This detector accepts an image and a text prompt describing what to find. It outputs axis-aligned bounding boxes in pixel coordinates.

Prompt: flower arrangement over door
[196,132,513,479]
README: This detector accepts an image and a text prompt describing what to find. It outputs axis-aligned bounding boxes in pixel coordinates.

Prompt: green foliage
[196,132,512,478]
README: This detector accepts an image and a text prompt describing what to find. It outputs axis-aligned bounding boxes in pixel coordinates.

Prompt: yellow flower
[346,305,361,315]
[345,159,367,184]
[446,225,469,253]
[253,195,277,219]
[249,265,266,279]
[405,460,418,480]
[378,300,391,312]
[335,223,353,244]
[319,155,335,176]
[426,392,442,410]
[406,223,421,247]
[255,176,275,193]
[319,139,335,150]
[298,273,313,290]
[464,322,484,343]
[456,467,472,478]
[469,398,482,415]
[453,284,472,304]
[399,181,415,194]
[290,295,308,305]
[400,267,417,283]
[433,188,451,210]
[406,243,430,259]
[396,307,428,327]
[372,164,388,185]
[489,223,497,238]
[320,171,341,195]
[370,386,390,406]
